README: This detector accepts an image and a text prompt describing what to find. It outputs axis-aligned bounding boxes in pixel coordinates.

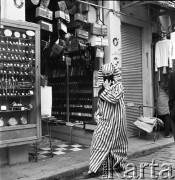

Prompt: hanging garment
[170,32,175,59]
[156,86,170,116]
[157,67,170,83]
[89,81,128,173]
[155,39,173,71]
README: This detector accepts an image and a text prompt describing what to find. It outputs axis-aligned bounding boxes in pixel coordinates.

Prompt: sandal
[83,171,100,179]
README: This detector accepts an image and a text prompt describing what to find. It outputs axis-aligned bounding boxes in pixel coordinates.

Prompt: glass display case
[0,19,41,148]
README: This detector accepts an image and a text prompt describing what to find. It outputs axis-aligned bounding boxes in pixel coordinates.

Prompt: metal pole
[66,62,69,122]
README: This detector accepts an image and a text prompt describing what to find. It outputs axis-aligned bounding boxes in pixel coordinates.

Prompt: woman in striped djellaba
[83,62,128,179]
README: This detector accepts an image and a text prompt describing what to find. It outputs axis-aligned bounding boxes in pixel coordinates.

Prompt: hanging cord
[101,0,105,64]
[42,35,51,50]
[102,0,104,23]
[96,4,100,23]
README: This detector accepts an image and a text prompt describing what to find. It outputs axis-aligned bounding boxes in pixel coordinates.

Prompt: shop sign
[93,70,99,87]
[66,57,71,66]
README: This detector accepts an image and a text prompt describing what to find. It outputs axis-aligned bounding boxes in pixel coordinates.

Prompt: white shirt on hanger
[155,39,173,71]
[170,32,175,59]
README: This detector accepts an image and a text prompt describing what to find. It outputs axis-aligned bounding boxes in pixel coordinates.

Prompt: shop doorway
[121,23,143,137]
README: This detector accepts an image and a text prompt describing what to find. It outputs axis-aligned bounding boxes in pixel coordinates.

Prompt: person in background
[156,84,172,138]
[83,62,128,179]
[168,70,175,142]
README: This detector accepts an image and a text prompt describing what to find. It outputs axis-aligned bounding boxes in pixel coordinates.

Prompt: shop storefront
[120,1,175,136]
[0,0,41,165]
[0,0,175,165]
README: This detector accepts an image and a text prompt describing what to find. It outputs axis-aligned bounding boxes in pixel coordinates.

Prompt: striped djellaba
[89,63,128,173]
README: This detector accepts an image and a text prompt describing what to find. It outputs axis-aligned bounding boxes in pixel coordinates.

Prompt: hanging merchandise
[88,23,107,36]
[38,20,53,32]
[31,0,40,6]
[101,37,109,46]
[84,22,107,36]
[35,0,53,20]
[55,1,70,23]
[57,19,67,34]
[170,32,175,59]
[74,13,88,23]
[36,7,53,20]
[155,37,173,72]
[56,0,70,22]
[96,48,104,58]
[57,1,68,11]
[78,2,89,14]
[55,10,70,23]
[75,28,89,40]
[89,36,102,46]
[50,39,65,56]
[70,38,86,52]
[41,35,51,50]
[89,36,108,47]
[156,86,170,116]
[94,47,104,70]
[159,15,171,34]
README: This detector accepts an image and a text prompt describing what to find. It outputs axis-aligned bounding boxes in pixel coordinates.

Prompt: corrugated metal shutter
[121,23,143,137]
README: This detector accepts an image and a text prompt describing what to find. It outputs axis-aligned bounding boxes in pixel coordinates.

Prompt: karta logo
[102,159,175,179]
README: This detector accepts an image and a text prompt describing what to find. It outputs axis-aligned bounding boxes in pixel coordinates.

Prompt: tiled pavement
[29,142,89,160]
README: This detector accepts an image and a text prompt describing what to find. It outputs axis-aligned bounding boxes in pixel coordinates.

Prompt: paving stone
[74,145,175,180]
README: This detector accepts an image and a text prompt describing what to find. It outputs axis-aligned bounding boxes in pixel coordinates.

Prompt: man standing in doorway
[168,70,175,142]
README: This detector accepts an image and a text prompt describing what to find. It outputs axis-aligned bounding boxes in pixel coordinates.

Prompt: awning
[121,1,175,16]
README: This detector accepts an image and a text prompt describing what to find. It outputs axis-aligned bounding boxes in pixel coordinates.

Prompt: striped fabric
[89,64,128,173]
[98,62,122,87]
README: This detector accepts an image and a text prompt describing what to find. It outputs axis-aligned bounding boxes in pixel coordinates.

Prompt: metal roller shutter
[121,23,143,136]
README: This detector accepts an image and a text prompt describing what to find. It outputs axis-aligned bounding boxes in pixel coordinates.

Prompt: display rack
[0,19,41,148]
[48,44,95,125]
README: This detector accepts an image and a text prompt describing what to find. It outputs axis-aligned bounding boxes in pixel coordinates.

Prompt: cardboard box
[70,38,86,52]
[96,48,104,58]
[55,10,70,23]
[85,23,107,36]
[89,36,102,46]
[74,13,87,23]
[36,7,53,20]
[57,20,67,33]
[101,37,109,46]
[75,29,89,40]
[38,20,53,32]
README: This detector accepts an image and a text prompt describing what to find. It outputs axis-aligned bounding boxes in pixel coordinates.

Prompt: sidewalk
[0,133,174,180]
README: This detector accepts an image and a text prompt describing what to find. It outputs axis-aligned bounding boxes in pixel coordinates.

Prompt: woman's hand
[103,80,111,89]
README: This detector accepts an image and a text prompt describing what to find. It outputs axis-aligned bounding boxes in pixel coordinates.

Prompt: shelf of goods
[48,50,95,125]
[0,19,41,148]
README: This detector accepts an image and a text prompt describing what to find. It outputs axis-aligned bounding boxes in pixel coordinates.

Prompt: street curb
[128,142,175,159]
[39,162,89,180]
[39,142,174,180]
